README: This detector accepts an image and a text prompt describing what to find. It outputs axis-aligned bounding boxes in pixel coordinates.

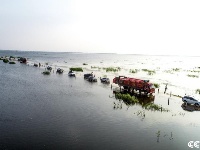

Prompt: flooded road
[0,51,200,150]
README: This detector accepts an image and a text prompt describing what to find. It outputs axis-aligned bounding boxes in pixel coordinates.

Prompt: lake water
[0,50,200,150]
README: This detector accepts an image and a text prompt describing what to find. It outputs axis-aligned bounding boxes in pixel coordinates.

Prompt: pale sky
[0,0,200,55]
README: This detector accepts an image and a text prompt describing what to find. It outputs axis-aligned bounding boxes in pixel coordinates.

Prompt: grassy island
[3,59,9,63]
[115,93,168,112]
[42,71,50,75]
[70,67,83,72]
[9,62,16,64]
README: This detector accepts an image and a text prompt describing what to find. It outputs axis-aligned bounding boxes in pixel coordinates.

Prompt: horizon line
[0,49,200,57]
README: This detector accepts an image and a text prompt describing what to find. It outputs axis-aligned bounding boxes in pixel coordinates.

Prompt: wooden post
[168,98,169,105]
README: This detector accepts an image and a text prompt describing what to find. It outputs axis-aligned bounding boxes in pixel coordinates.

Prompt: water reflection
[135,94,155,105]
[181,103,200,112]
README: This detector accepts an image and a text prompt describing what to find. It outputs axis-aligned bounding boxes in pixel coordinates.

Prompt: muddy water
[0,51,200,150]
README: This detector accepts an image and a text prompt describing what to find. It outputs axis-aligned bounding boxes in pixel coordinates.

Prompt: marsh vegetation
[114,93,168,112]
[103,67,121,72]
[115,93,139,104]
[70,67,83,72]
[3,59,9,63]
[130,69,139,73]
[9,62,16,64]
[172,68,180,72]
[142,69,156,75]
[196,89,200,94]
[42,71,50,75]
[153,83,160,88]
[91,66,101,69]
[187,74,199,78]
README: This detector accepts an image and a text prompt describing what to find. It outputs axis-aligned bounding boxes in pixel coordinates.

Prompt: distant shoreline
[0,49,199,57]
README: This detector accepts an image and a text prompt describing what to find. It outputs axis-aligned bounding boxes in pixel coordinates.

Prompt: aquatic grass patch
[103,67,120,72]
[142,69,156,75]
[130,69,139,73]
[3,59,9,63]
[189,70,200,73]
[114,92,168,111]
[148,71,154,75]
[187,74,199,78]
[153,83,160,88]
[165,91,182,98]
[9,61,16,64]
[164,70,173,74]
[134,110,146,120]
[165,93,182,98]
[91,66,98,68]
[91,66,101,69]
[113,101,123,110]
[42,71,50,75]
[196,89,200,94]
[143,103,169,112]
[172,68,180,72]
[164,68,181,74]
[192,70,200,73]
[117,67,121,70]
[142,69,148,72]
[70,67,83,72]
[115,93,139,104]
